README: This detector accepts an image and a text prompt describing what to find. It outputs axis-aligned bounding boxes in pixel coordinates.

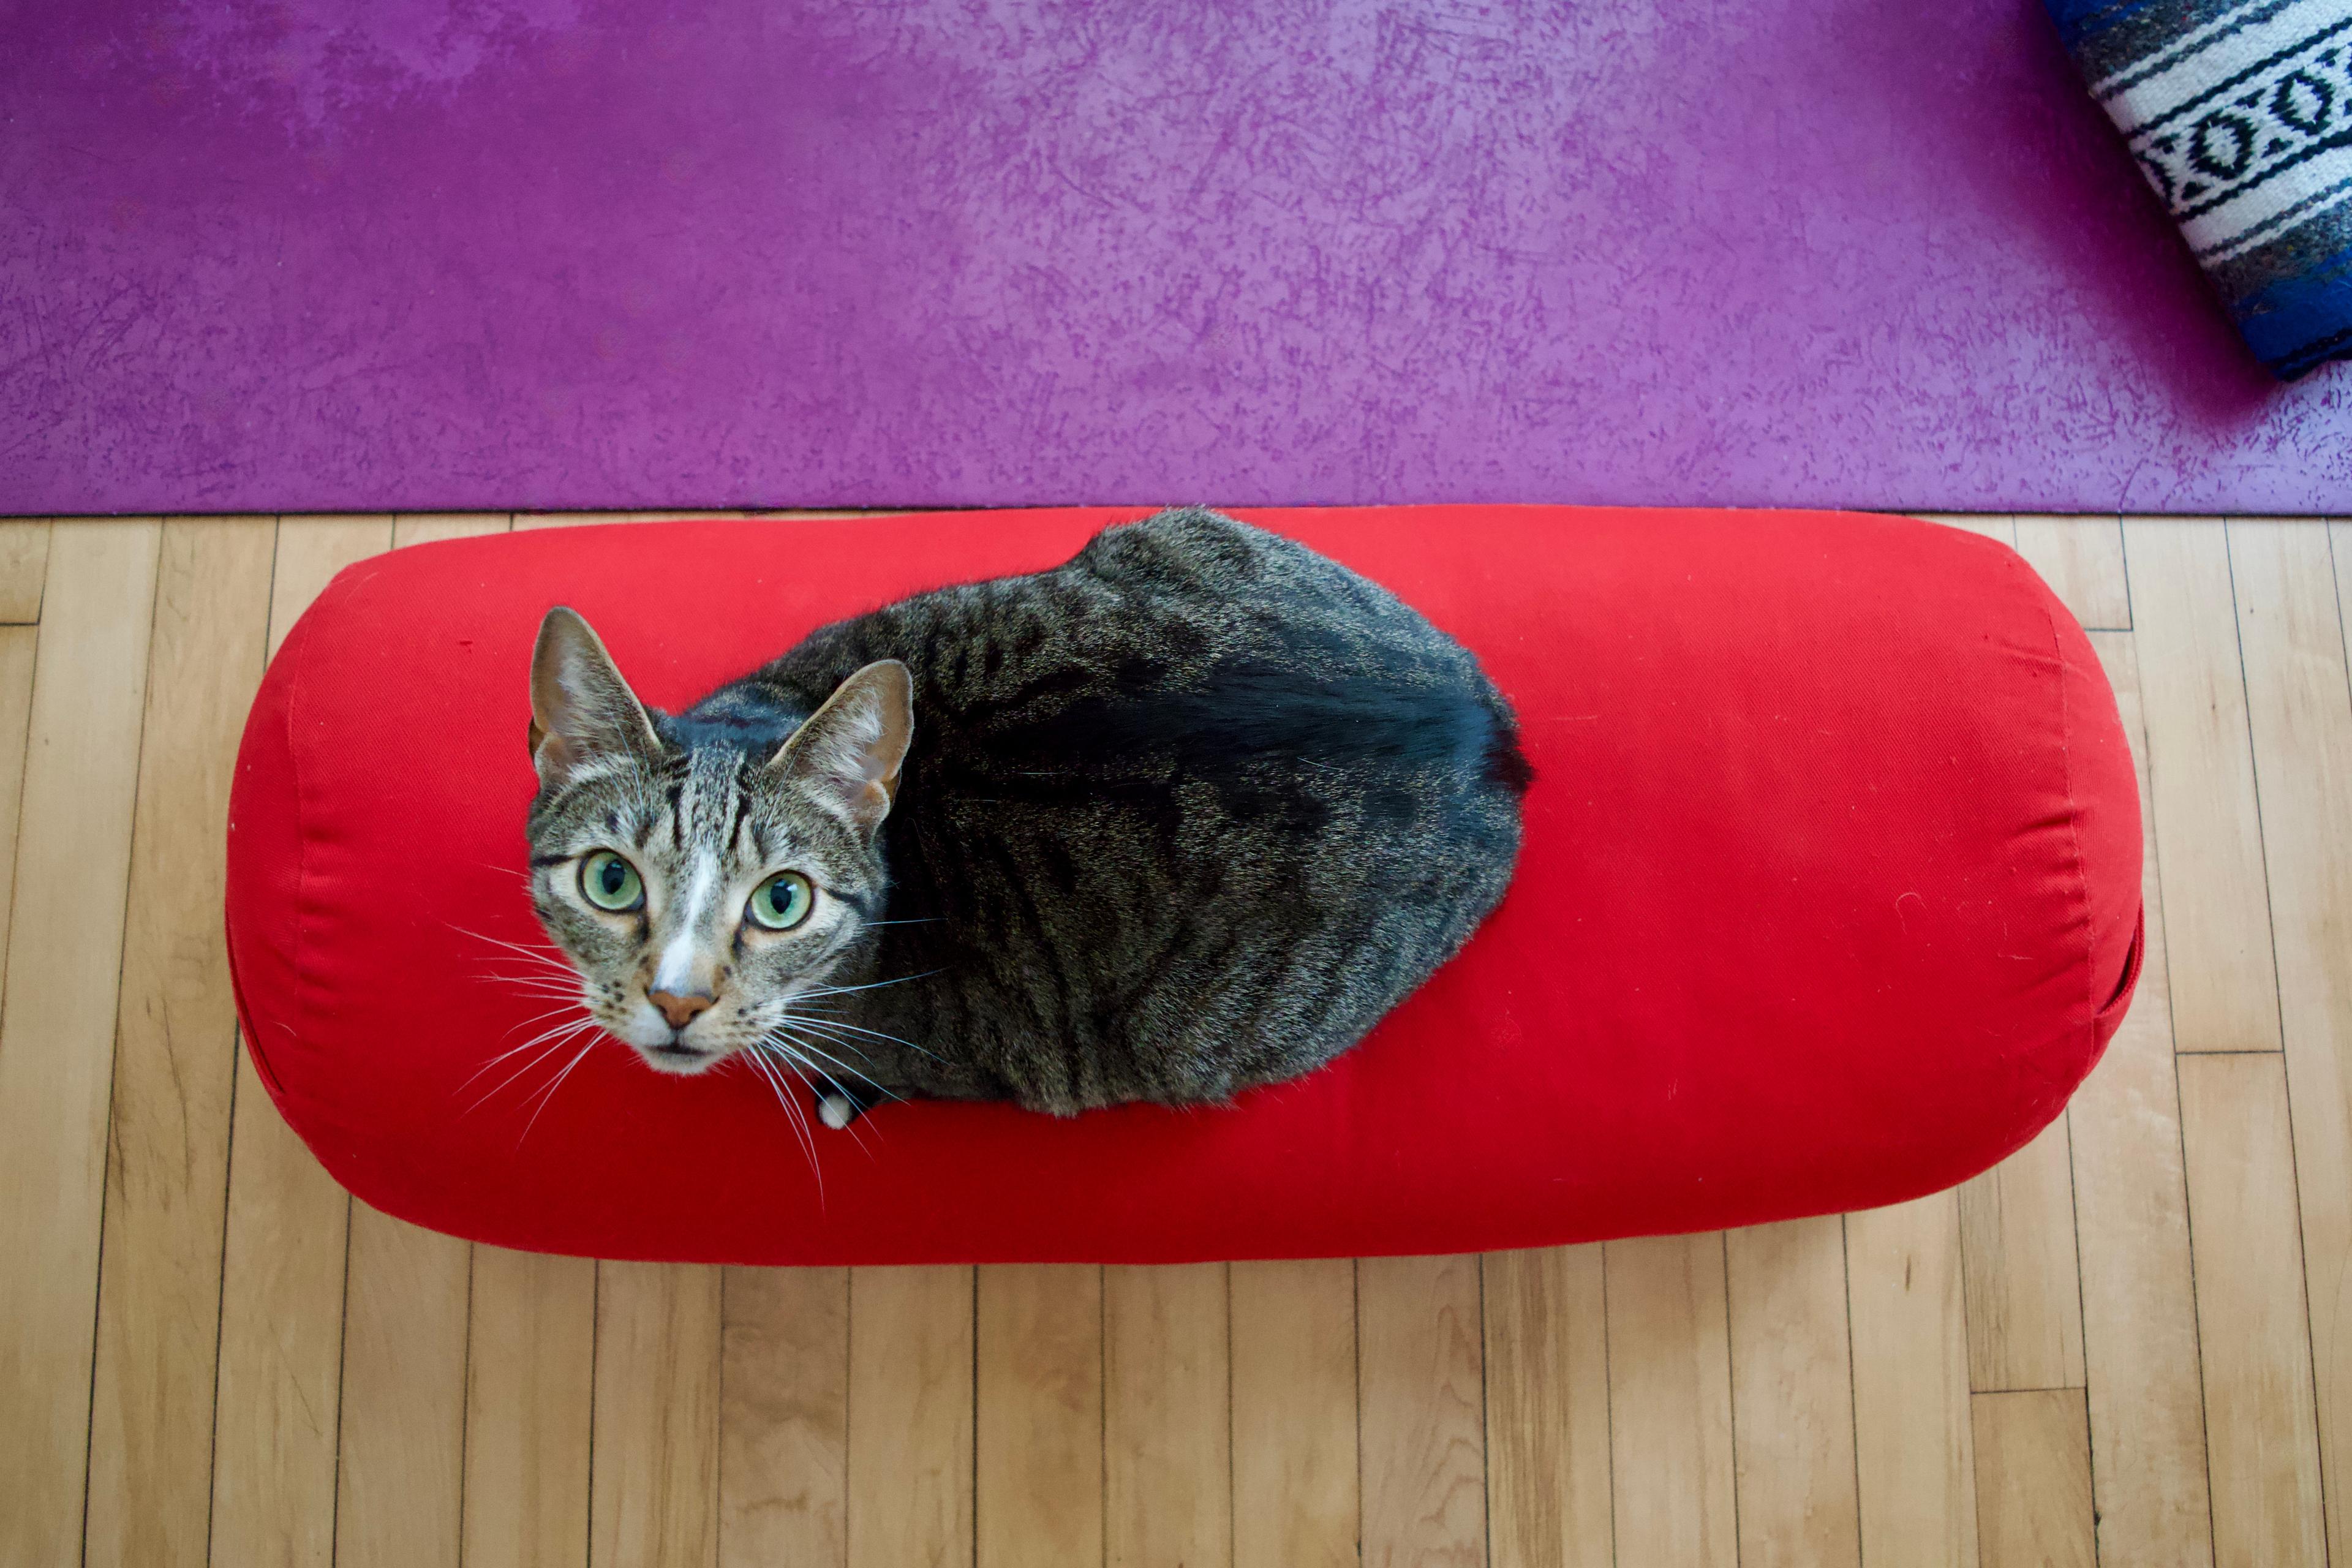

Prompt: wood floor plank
[1605,1233,1738,1568]
[1972,1389,2095,1568]
[0,626,33,967]
[2227,518,2352,1568]
[0,519,161,1568]
[2015,514,2131,629]
[209,1045,354,1568]
[329,511,499,1568]
[0,518,51,621]
[2177,1052,2328,1568]
[210,515,393,1568]
[1104,1262,1231,1568]
[2071,630,2217,1568]
[1845,1193,1978,1568]
[2337,516,2352,634]
[0,628,35,1020]
[590,1261,723,1568]
[848,1265,974,1568]
[2337,514,2351,652]
[336,1207,471,1568]
[720,1267,849,1568]
[1358,1253,1487,1568]
[391,511,511,547]
[976,1264,1103,1568]
[463,1247,595,1568]
[1483,1245,1612,1568]
[1958,1113,2087,1391]
[2122,518,2281,1053]
[1724,1217,1863,1568]
[83,519,274,1568]
[1231,1258,1359,1568]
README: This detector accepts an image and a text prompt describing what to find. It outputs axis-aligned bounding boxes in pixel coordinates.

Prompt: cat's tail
[1482,696,1536,797]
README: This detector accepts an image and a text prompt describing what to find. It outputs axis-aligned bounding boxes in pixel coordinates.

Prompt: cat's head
[522,607,913,1076]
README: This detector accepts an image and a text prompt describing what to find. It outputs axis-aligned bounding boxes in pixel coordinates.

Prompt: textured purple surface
[6,0,2349,516]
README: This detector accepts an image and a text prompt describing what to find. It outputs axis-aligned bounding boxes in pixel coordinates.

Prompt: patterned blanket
[2051,0,2352,378]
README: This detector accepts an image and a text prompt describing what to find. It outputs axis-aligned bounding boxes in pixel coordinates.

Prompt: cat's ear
[529,607,662,786]
[769,660,913,833]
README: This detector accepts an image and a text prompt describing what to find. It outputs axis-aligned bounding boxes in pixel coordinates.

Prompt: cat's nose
[647,989,715,1030]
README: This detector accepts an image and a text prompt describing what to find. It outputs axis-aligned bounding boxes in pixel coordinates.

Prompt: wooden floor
[1,510,2348,1568]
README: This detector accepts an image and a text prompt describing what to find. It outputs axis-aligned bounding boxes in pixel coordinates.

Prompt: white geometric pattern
[2100,0,2352,261]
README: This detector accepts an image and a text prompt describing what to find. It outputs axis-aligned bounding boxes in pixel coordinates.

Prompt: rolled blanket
[2049,0,2352,379]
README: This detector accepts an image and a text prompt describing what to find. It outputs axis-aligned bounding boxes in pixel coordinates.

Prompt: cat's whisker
[516,1035,603,1146]
[759,1035,850,1102]
[766,1028,898,1106]
[460,1032,585,1106]
[462,1034,597,1119]
[777,1009,941,1063]
[485,993,595,1015]
[470,964,591,997]
[461,1018,602,1110]
[790,968,944,1001]
[473,972,586,1001]
[449,924,582,974]
[741,1044,824,1197]
[458,1024,592,1094]
[767,1035,891,1155]
[450,922,566,955]
[499,998,594,1030]
[777,1022,907,1081]
[477,960,586,983]
[779,1006,894,1052]
[767,1014,881,1068]
[474,959,584,987]
[492,1003,600,1041]
[761,1038,883,1157]
[773,1023,917,1104]
[463,1009,603,1086]
[478,985,595,1010]
[477,968,585,987]
[469,938,576,962]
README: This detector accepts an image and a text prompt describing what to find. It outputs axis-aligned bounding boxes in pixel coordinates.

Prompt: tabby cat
[524,508,1528,1126]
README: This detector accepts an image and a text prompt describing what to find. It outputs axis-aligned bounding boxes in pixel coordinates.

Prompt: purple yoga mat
[5,1,2348,515]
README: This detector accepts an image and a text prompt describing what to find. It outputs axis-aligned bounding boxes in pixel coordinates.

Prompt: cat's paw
[817,1091,862,1131]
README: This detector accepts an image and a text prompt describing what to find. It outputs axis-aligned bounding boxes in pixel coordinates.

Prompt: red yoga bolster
[222,507,2143,1265]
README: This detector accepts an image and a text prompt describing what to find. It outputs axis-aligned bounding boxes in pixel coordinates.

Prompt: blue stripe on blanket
[2236,237,2352,374]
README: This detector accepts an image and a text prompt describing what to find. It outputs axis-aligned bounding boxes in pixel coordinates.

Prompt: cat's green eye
[579,850,644,913]
[747,871,814,932]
